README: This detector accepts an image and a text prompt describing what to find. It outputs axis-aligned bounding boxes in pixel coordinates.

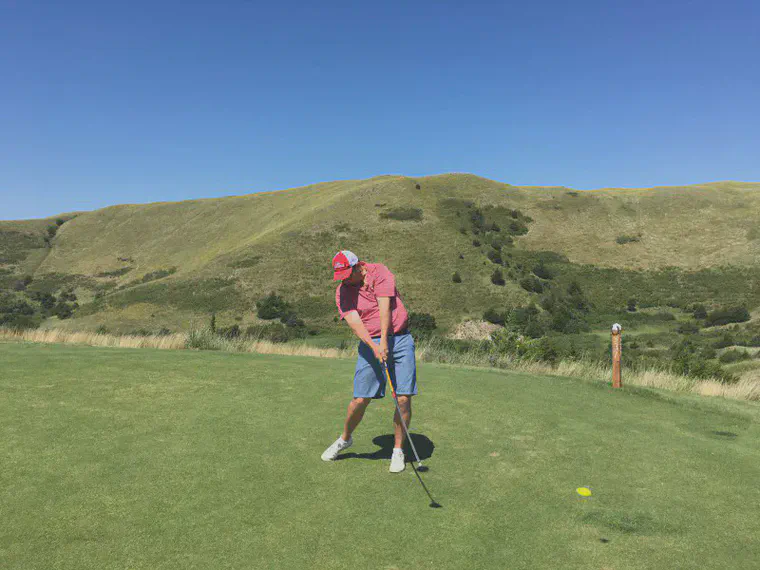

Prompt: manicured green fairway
[2,342,760,569]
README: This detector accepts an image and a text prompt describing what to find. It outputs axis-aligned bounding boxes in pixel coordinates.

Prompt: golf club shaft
[383,361,423,466]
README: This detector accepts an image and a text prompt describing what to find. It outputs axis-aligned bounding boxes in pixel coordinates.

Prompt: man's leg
[393,395,412,449]
[342,397,372,441]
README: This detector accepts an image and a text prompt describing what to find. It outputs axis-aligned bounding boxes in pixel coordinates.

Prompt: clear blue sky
[2,0,759,220]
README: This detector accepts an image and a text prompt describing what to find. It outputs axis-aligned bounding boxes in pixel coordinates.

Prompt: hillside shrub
[519,276,544,293]
[53,302,74,319]
[671,340,737,383]
[256,292,292,320]
[712,333,734,349]
[97,267,133,278]
[408,312,437,338]
[491,269,505,286]
[654,312,676,321]
[532,263,553,280]
[452,272,462,283]
[507,220,529,236]
[245,323,305,343]
[472,239,481,247]
[379,207,423,221]
[218,324,241,339]
[719,349,752,364]
[616,235,640,245]
[281,314,305,328]
[705,306,751,327]
[483,308,505,326]
[692,304,707,319]
[677,322,700,335]
[487,249,502,265]
[627,298,637,312]
[141,267,177,283]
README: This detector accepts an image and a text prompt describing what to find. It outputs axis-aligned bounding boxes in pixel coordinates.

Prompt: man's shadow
[335,433,435,462]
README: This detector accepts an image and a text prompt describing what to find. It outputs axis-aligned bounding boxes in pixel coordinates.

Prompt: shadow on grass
[335,433,435,462]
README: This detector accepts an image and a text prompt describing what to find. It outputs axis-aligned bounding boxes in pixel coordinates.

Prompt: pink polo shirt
[335,263,409,338]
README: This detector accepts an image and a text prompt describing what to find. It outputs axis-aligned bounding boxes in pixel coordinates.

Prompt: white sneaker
[321,436,353,461]
[390,448,406,473]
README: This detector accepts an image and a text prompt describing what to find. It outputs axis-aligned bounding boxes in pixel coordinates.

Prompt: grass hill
[2,342,759,569]
[2,174,760,386]
[3,174,760,330]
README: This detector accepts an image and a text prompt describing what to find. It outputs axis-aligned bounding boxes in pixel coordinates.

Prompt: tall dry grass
[2,327,759,402]
[0,327,352,360]
[0,328,187,350]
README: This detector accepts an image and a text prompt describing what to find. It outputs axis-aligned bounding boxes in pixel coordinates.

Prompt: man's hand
[371,343,386,362]
[377,338,389,362]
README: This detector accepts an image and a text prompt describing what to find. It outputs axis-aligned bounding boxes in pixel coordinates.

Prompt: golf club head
[429,501,443,509]
[417,465,429,472]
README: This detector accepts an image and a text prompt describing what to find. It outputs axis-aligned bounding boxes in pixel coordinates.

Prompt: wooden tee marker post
[611,323,622,388]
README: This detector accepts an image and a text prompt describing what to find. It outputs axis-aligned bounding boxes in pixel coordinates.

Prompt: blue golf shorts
[353,333,417,399]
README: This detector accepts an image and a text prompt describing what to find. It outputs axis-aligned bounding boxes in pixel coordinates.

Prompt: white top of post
[611,323,622,333]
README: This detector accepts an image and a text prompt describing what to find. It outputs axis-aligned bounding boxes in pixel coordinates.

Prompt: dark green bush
[280,314,305,328]
[627,298,637,312]
[491,269,505,286]
[472,239,481,247]
[671,339,737,383]
[615,235,640,245]
[483,308,505,326]
[567,281,583,296]
[97,267,133,278]
[507,220,529,236]
[677,322,700,334]
[705,306,751,327]
[408,312,437,338]
[487,249,502,265]
[452,272,462,283]
[53,302,74,319]
[718,349,752,364]
[532,263,553,280]
[379,207,423,221]
[141,267,177,283]
[713,333,734,349]
[654,312,676,321]
[229,256,262,269]
[256,292,292,320]
[245,323,304,343]
[218,324,241,339]
[692,304,707,319]
[523,319,546,339]
[519,276,544,294]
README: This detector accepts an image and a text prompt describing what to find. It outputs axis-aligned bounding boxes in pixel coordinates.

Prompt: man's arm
[344,310,385,361]
[377,296,392,361]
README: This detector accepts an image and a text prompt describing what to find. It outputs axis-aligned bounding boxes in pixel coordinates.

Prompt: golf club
[382,360,425,471]
[382,360,441,508]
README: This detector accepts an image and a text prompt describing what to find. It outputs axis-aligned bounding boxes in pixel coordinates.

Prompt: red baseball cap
[332,250,359,281]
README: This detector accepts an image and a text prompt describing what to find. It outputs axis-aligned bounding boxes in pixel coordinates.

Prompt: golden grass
[0,328,187,350]
[0,328,352,360]
[2,327,759,402]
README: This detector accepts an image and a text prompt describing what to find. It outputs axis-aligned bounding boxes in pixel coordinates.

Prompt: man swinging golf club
[321,250,417,473]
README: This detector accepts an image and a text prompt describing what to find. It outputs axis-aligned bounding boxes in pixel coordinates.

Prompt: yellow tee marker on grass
[576,487,592,497]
